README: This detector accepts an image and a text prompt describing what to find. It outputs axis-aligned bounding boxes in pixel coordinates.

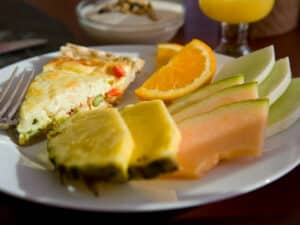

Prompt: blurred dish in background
[92,0,159,21]
[76,0,185,44]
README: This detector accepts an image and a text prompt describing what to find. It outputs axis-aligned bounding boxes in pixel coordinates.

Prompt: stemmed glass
[199,0,275,57]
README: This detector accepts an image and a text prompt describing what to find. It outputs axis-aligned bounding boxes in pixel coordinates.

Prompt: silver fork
[0,67,35,128]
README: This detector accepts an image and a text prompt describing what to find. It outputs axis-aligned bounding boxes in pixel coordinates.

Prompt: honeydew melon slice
[215,46,275,83]
[168,75,245,114]
[120,100,181,179]
[169,99,269,178]
[267,78,300,137]
[173,82,258,122]
[259,57,292,105]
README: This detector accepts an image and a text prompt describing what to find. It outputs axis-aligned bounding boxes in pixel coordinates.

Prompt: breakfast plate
[0,45,299,212]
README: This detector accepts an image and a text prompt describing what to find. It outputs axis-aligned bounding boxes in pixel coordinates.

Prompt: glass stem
[215,23,251,57]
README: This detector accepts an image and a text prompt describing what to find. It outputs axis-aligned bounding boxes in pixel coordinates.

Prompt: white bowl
[76,0,185,44]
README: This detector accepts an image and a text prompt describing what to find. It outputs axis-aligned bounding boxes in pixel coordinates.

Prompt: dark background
[0,0,300,224]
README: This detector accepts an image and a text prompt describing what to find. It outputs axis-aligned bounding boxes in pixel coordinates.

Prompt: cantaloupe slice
[169,99,269,178]
[259,57,291,105]
[168,75,245,114]
[215,46,275,83]
[173,82,258,122]
[267,78,300,137]
[120,100,181,179]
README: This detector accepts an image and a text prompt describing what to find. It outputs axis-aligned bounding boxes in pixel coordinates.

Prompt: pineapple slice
[120,100,181,179]
[47,108,134,182]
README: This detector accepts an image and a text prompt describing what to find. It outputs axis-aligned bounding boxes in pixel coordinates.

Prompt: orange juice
[199,0,275,24]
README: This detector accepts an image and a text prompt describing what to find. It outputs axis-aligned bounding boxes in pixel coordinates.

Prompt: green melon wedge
[173,82,258,122]
[267,78,300,137]
[168,75,245,114]
[215,46,275,83]
[120,100,181,179]
[259,57,291,105]
[168,99,269,178]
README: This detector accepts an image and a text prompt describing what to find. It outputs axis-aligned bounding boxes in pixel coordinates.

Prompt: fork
[0,67,35,128]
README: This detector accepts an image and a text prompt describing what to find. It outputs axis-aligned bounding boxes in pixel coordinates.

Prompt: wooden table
[1,0,300,224]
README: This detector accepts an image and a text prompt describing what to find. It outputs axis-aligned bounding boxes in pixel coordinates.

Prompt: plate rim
[0,44,298,212]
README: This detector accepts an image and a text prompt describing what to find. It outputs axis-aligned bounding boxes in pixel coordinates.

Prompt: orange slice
[156,43,183,68]
[135,39,217,100]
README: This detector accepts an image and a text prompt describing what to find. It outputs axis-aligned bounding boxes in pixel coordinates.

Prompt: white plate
[0,45,299,212]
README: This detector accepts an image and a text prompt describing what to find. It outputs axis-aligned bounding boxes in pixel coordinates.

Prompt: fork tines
[0,67,35,128]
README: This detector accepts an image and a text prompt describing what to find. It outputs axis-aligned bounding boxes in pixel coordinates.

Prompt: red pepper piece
[87,96,93,110]
[112,65,125,78]
[107,88,122,97]
[67,109,74,116]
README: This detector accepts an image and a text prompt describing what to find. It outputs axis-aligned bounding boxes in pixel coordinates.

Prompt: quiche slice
[17,43,144,145]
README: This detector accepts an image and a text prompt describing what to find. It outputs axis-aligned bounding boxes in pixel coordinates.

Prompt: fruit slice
[259,57,291,105]
[173,82,258,122]
[170,99,269,178]
[156,43,183,68]
[47,108,134,182]
[135,39,217,100]
[215,46,275,83]
[120,100,181,179]
[267,78,300,137]
[168,75,245,114]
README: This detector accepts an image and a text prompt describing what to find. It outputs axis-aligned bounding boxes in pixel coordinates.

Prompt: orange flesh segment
[135,39,216,100]
[156,43,183,68]
[150,46,208,90]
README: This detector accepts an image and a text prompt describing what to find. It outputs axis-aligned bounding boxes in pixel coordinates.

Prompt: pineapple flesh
[47,108,134,182]
[120,100,181,179]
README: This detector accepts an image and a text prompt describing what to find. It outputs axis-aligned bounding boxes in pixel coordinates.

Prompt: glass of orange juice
[199,0,275,56]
